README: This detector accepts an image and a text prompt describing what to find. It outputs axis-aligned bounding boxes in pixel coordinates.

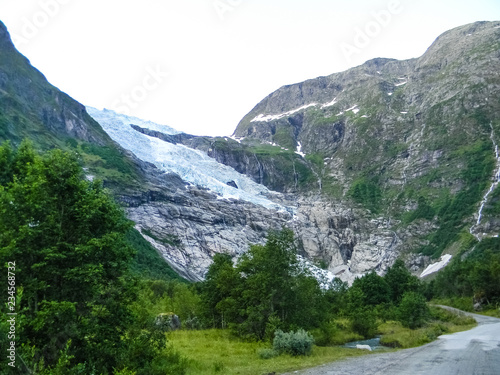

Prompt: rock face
[233,22,500,199]
[1,20,500,283]
[114,22,500,282]
[0,22,110,147]
[103,22,500,281]
[118,179,405,282]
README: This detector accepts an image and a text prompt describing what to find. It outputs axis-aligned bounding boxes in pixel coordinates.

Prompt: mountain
[1,20,499,283]
[230,22,500,250]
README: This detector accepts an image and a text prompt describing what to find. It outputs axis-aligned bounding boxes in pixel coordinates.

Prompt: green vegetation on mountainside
[0,21,143,190]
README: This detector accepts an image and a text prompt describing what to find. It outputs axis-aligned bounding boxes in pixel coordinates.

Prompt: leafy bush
[310,320,337,346]
[429,306,476,326]
[398,292,429,329]
[350,309,377,338]
[273,329,314,356]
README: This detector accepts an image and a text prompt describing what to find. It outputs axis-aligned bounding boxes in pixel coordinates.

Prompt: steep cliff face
[230,21,500,252]
[0,20,147,193]
[2,19,499,283]
[117,184,406,282]
[0,21,111,147]
[86,22,500,281]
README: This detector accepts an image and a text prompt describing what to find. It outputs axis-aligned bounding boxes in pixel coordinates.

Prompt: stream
[343,336,388,351]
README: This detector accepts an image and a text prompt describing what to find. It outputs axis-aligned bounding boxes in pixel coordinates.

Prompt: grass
[169,329,370,375]
[165,305,482,374]
[379,306,477,348]
[479,308,500,318]
[432,297,500,318]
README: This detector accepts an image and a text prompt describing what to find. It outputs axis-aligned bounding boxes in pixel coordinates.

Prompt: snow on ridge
[251,96,356,123]
[228,135,243,143]
[420,254,452,278]
[321,97,338,108]
[90,107,180,135]
[86,107,286,211]
[251,103,318,123]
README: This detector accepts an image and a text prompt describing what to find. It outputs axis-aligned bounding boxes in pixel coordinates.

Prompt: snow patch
[251,103,318,122]
[395,81,407,87]
[321,97,338,108]
[420,254,452,278]
[295,142,306,157]
[400,111,408,114]
[388,92,393,96]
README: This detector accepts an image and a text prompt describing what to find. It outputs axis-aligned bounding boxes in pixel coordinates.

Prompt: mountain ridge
[1,20,500,282]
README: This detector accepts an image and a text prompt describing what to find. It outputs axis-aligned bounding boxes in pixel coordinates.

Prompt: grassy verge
[169,329,370,375]
[432,297,500,318]
[379,306,477,348]
[480,309,500,318]
[167,306,480,374]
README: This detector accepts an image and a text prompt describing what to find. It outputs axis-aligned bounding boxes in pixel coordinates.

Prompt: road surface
[285,307,500,375]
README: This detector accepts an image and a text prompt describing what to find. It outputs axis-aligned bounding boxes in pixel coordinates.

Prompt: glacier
[86,107,285,211]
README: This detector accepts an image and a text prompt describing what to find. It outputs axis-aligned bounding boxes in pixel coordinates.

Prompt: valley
[0,17,499,375]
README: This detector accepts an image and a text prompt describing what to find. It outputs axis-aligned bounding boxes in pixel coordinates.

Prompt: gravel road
[284,307,500,375]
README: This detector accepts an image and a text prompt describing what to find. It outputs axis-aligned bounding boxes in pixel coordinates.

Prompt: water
[469,123,500,239]
[343,336,388,350]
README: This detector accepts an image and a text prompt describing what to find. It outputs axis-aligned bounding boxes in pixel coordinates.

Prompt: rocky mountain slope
[110,21,500,279]
[1,20,499,282]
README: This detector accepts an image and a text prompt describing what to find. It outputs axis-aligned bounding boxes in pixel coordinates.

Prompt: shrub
[310,321,337,346]
[264,315,283,342]
[351,309,377,338]
[398,292,429,329]
[272,329,314,356]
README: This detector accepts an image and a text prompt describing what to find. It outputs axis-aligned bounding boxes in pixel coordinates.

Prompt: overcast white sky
[1,0,499,136]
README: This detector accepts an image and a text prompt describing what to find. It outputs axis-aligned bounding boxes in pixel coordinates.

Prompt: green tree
[199,253,241,328]
[351,271,391,306]
[384,259,421,303]
[0,141,185,374]
[200,229,328,340]
[398,292,429,329]
[236,229,327,339]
